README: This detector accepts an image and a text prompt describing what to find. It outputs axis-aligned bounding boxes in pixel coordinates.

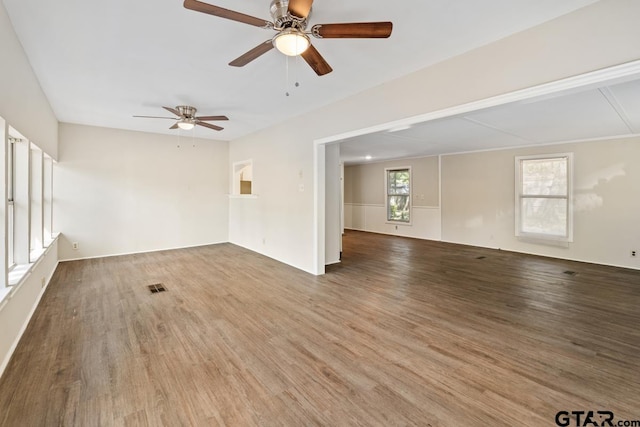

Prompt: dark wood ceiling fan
[133,106,228,131]
[183,0,393,76]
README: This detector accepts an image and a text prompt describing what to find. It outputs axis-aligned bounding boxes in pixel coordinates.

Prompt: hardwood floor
[0,230,639,426]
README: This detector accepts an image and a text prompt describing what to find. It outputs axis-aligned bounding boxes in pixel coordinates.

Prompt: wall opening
[232,159,253,196]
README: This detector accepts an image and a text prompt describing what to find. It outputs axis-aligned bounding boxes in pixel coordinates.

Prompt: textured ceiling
[3,0,597,141]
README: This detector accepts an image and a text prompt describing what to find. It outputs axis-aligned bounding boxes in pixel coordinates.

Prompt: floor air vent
[563,271,577,276]
[476,256,486,260]
[148,283,166,293]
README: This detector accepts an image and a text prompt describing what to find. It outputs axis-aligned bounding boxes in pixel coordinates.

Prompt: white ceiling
[3,0,598,141]
[339,77,640,164]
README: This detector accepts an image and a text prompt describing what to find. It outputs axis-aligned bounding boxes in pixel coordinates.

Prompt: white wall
[325,144,341,265]
[442,137,640,270]
[344,156,441,241]
[229,0,640,274]
[55,123,229,260]
[0,1,60,379]
[228,126,314,272]
[345,204,442,241]
[0,3,58,159]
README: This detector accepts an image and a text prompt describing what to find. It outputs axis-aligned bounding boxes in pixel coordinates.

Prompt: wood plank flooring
[0,230,639,426]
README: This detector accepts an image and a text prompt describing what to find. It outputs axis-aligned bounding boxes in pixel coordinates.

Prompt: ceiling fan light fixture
[273,29,310,56]
[177,119,195,130]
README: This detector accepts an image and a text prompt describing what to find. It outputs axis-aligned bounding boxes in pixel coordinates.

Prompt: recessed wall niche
[232,159,253,196]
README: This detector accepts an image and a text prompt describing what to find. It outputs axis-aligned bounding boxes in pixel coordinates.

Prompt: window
[30,146,43,256]
[1,121,56,293]
[43,155,53,244]
[515,153,573,242]
[9,133,32,267]
[386,167,411,223]
[7,138,15,268]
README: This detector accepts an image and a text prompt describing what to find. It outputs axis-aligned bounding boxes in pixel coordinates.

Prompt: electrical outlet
[632,250,637,257]
[72,242,79,250]
[41,277,45,287]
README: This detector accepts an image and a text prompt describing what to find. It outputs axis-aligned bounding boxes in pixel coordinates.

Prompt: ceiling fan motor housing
[270,0,309,29]
[177,105,197,119]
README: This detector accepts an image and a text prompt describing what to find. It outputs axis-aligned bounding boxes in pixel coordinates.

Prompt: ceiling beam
[598,87,637,134]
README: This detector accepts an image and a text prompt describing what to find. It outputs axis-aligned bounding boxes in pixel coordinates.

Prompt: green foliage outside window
[387,169,410,222]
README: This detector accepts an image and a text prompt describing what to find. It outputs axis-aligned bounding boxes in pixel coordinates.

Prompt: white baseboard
[60,241,229,262]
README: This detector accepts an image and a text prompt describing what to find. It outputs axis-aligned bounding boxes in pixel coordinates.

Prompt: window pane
[388,170,410,195]
[387,171,395,194]
[521,197,567,236]
[522,158,567,196]
[8,204,14,267]
[388,195,410,222]
[8,142,13,202]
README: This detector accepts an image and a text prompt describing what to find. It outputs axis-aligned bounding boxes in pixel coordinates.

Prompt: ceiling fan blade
[229,40,274,67]
[133,115,175,119]
[195,115,229,121]
[196,121,223,131]
[288,0,313,19]
[170,123,179,129]
[163,106,181,116]
[312,22,393,39]
[183,0,271,28]
[301,44,332,76]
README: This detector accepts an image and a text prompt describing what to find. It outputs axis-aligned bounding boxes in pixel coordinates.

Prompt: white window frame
[385,166,412,225]
[43,155,53,245]
[515,153,573,243]
[7,138,15,269]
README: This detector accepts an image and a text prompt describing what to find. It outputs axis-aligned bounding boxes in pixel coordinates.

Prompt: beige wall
[345,156,439,206]
[229,0,640,274]
[442,137,640,269]
[343,156,442,241]
[343,137,640,270]
[55,123,229,260]
[0,3,58,158]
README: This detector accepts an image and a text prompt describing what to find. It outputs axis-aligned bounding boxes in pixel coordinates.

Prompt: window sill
[385,221,412,226]
[228,194,258,199]
[8,263,31,286]
[0,287,11,306]
[2,233,57,307]
[29,247,47,264]
[517,234,571,248]
[7,234,59,288]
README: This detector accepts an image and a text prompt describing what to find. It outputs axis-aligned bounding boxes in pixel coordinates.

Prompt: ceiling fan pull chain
[285,55,291,97]
[295,54,300,89]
